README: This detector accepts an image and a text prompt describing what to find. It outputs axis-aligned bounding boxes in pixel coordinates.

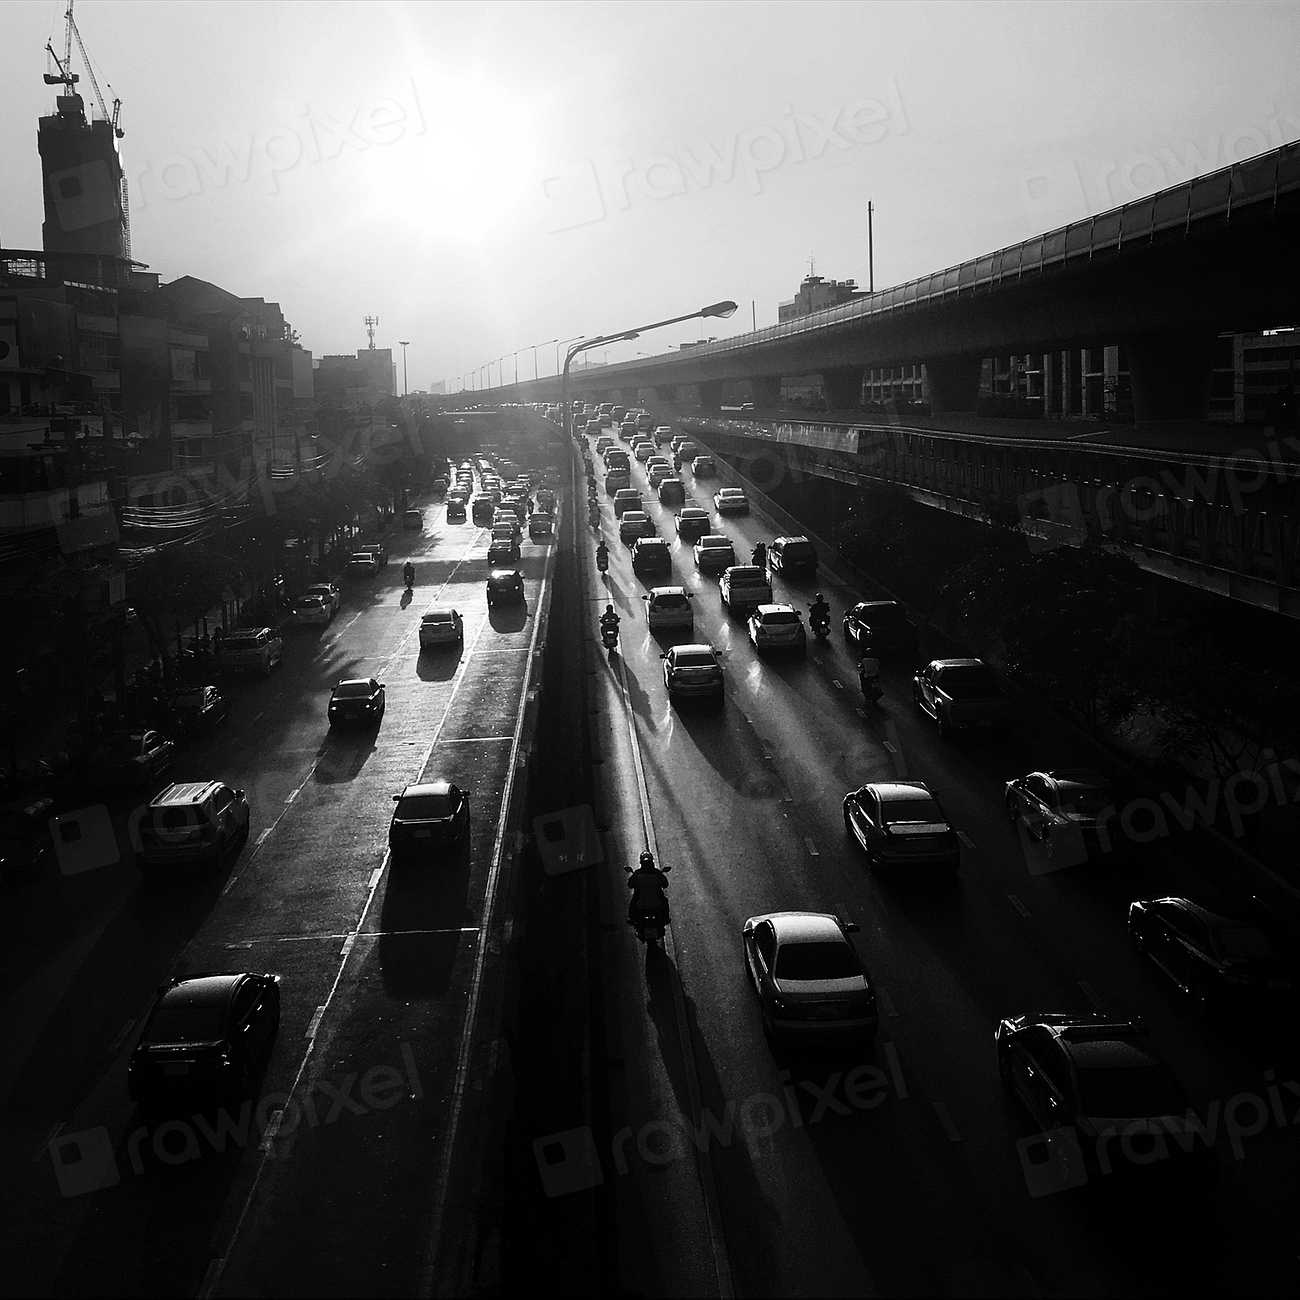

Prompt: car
[585,420,602,436]
[502,494,529,520]
[632,537,673,578]
[1004,769,1118,857]
[357,543,387,569]
[743,912,877,1046]
[327,677,386,728]
[528,512,553,540]
[596,436,616,455]
[675,440,700,464]
[137,781,251,871]
[613,489,643,518]
[747,603,807,656]
[714,487,749,514]
[221,627,283,676]
[488,537,521,564]
[487,568,525,605]
[647,464,674,490]
[634,442,655,462]
[431,478,449,496]
[88,730,175,790]
[658,477,686,505]
[305,582,341,614]
[168,685,231,733]
[605,469,631,494]
[636,413,655,433]
[599,413,613,428]
[403,509,423,531]
[1128,897,1296,1013]
[661,643,724,700]
[766,535,818,581]
[472,496,496,525]
[128,971,281,1106]
[719,565,772,614]
[619,511,656,545]
[0,797,54,883]
[419,607,464,648]
[493,511,522,536]
[691,455,717,477]
[603,449,631,472]
[346,551,381,576]
[913,658,1010,738]
[611,406,627,421]
[653,426,673,445]
[535,488,556,512]
[643,586,694,631]
[619,421,638,439]
[291,593,332,626]
[842,601,918,654]
[995,1013,1211,1192]
[676,507,711,542]
[693,535,736,574]
[843,781,961,871]
[389,780,471,858]
[446,499,467,522]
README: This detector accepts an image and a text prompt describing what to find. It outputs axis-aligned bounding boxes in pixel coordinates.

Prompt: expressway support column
[749,375,782,410]
[923,354,983,413]
[821,367,864,411]
[1125,333,1216,422]
[695,379,723,410]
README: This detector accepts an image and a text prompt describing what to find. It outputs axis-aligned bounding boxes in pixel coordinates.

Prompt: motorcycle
[810,607,831,640]
[858,658,883,703]
[596,546,609,575]
[589,506,601,530]
[403,568,415,592]
[600,620,619,651]
[625,864,671,944]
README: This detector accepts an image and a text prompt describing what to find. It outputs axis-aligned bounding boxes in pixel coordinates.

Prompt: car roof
[1047,768,1112,788]
[853,599,901,610]
[699,534,732,544]
[422,606,458,617]
[724,565,763,577]
[635,537,667,547]
[152,781,222,805]
[158,973,243,1008]
[402,780,454,797]
[717,487,745,494]
[649,585,687,596]
[335,677,377,689]
[755,603,797,615]
[773,535,809,544]
[752,911,848,944]
[671,642,716,656]
[1149,896,1247,931]
[861,781,935,800]
[488,567,522,579]
[930,658,986,669]
[679,507,707,516]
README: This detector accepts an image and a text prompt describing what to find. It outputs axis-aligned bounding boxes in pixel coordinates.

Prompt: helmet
[816,592,824,601]
[639,851,655,868]
[606,604,615,614]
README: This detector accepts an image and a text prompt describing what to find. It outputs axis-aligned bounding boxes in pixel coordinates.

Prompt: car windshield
[940,667,1001,698]
[146,1005,227,1044]
[397,794,453,818]
[1076,1064,1186,1118]
[1216,927,1274,959]
[701,537,730,549]
[774,940,859,980]
[674,652,716,668]
[333,682,374,699]
[681,510,706,520]
[763,610,800,624]
[423,612,454,623]
[881,796,945,823]
[155,805,203,830]
[653,594,688,609]
[782,543,816,560]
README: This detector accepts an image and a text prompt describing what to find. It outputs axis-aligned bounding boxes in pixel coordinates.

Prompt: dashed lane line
[1008,894,1032,919]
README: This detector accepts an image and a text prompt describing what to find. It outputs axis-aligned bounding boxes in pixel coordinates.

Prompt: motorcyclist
[599,603,620,635]
[595,540,609,572]
[403,561,415,587]
[809,591,831,627]
[751,540,767,570]
[626,850,670,931]
[858,655,882,697]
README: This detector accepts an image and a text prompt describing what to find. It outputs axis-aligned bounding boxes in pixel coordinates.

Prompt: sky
[3,1,1298,392]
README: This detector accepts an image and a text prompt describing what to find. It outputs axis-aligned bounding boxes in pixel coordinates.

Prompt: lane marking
[932,1102,962,1143]
[877,986,898,1018]
[883,741,897,753]
[803,836,820,857]
[1078,980,1106,1011]
[339,934,356,959]
[305,1006,326,1039]
[883,721,909,777]
[957,831,975,850]
[368,867,384,889]
[1007,894,1032,919]
[258,1109,285,1151]
[108,1017,137,1054]
[441,735,515,743]
[855,707,866,719]
[832,679,843,691]
[29,1121,64,1162]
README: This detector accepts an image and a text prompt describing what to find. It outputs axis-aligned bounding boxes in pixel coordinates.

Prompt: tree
[127,543,233,670]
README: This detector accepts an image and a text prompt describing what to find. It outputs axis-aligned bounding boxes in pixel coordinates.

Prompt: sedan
[619,511,656,545]
[675,508,711,542]
[1129,897,1296,1014]
[714,487,749,515]
[419,607,464,648]
[843,781,961,872]
[446,499,467,523]
[632,537,673,578]
[742,912,877,1046]
[327,678,386,728]
[389,780,471,858]
[168,685,230,734]
[291,593,332,626]
[693,535,736,573]
[691,456,717,477]
[403,509,423,531]
[1004,769,1118,857]
[747,603,807,656]
[488,537,522,565]
[128,972,281,1106]
[634,442,655,462]
[346,552,380,577]
[647,465,673,491]
[661,643,724,700]
[528,513,554,540]
[843,600,918,654]
[88,730,175,790]
[486,568,525,605]
[644,586,693,631]
[305,582,341,614]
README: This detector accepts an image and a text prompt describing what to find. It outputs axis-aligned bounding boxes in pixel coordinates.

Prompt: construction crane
[44,1,123,138]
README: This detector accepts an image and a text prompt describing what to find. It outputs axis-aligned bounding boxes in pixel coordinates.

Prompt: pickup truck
[912,659,1010,738]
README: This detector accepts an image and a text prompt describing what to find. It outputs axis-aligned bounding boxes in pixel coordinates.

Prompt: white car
[644,586,694,631]
[693,534,736,573]
[647,464,674,490]
[747,604,807,657]
[634,442,655,462]
[291,594,332,627]
[714,488,749,515]
[305,582,341,614]
[419,607,464,648]
[719,565,772,614]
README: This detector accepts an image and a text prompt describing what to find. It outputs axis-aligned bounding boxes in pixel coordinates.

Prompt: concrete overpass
[469,140,1300,423]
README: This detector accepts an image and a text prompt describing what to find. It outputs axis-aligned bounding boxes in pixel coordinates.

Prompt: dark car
[995,1013,1211,1193]
[675,508,711,543]
[487,568,525,606]
[403,509,423,530]
[742,911,877,1046]
[1005,769,1118,857]
[389,780,471,858]
[842,601,918,654]
[168,685,230,734]
[632,537,673,578]
[328,678,386,728]
[487,537,521,565]
[767,536,818,581]
[0,797,54,883]
[1129,897,1296,1014]
[447,498,467,522]
[87,730,175,790]
[842,781,961,872]
[128,972,281,1106]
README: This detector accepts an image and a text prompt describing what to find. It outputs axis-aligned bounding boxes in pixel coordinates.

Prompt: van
[222,627,284,676]
[768,536,819,581]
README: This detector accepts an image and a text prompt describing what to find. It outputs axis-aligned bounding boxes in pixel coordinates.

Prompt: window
[397,793,452,818]
[774,940,859,980]
[881,796,945,824]
[146,1005,226,1043]
[755,922,777,968]
[231,982,258,1022]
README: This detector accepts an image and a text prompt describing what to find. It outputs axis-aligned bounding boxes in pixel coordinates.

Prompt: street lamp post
[534,338,558,381]
[399,341,410,396]
[557,334,583,377]
[560,301,737,443]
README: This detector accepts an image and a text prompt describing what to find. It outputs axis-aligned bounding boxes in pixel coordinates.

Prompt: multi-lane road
[0,470,554,1297]
[571,419,1300,1297]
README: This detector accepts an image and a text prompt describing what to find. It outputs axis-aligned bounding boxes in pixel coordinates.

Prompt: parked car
[714,487,749,514]
[644,586,694,631]
[743,912,877,1045]
[632,537,673,578]
[328,678,386,728]
[222,628,283,676]
[346,551,381,577]
[661,643,724,701]
[168,685,231,734]
[529,512,553,540]
[128,972,281,1106]
[88,730,175,790]
[719,565,772,614]
[431,478,449,496]
[403,509,423,531]
[843,781,961,872]
[913,659,1010,738]
[291,593,332,627]
[747,603,807,656]
[487,568,525,606]
[389,780,471,858]
[305,582,341,614]
[0,797,54,883]
[843,601,917,654]
[419,608,464,648]
[766,535,818,581]
[1004,769,1118,857]
[1128,897,1296,1013]
[619,511,656,545]
[137,781,250,871]
[356,543,387,569]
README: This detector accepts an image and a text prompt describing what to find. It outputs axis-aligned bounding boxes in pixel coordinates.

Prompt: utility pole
[752,301,756,331]
[868,201,874,293]
[399,341,410,396]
